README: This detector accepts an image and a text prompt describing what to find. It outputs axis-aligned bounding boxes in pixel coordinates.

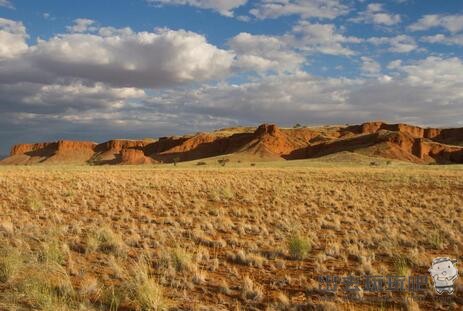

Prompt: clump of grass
[241,275,263,302]
[429,230,444,250]
[208,186,234,202]
[393,255,411,277]
[26,196,43,212]
[102,285,124,311]
[78,275,101,302]
[227,250,265,268]
[39,239,68,265]
[170,248,194,272]
[86,226,126,256]
[0,246,23,283]
[288,234,311,260]
[16,263,75,310]
[126,259,169,310]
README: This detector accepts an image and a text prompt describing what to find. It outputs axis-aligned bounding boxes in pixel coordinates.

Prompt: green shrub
[288,235,311,260]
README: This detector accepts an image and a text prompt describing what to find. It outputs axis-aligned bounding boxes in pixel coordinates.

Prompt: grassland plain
[0,161,462,310]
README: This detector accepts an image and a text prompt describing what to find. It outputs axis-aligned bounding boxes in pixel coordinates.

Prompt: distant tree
[218,158,230,167]
[293,123,302,128]
[173,157,180,166]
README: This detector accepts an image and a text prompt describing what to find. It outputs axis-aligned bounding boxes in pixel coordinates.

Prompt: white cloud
[7,57,463,127]
[22,82,145,110]
[0,0,14,9]
[387,59,402,70]
[351,3,401,26]
[421,33,463,46]
[360,56,381,76]
[147,0,247,17]
[291,21,362,56]
[143,57,463,126]
[0,82,147,130]
[400,56,463,89]
[67,18,97,33]
[367,35,417,53]
[409,14,463,33]
[0,23,234,88]
[250,0,349,20]
[0,18,28,59]
[228,32,305,73]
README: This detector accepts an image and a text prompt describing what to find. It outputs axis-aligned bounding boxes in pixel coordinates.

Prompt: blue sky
[0,0,462,153]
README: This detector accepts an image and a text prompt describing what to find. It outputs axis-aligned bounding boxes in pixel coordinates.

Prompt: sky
[0,0,462,154]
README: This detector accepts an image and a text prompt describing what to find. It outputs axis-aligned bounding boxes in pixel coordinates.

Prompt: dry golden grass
[0,163,462,310]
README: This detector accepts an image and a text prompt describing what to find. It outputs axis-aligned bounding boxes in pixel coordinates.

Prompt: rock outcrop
[120,148,154,165]
[2,121,463,165]
[4,140,97,165]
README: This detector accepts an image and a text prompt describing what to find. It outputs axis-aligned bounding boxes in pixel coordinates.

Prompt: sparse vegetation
[288,234,311,260]
[86,226,126,257]
[126,260,168,310]
[0,246,22,283]
[0,164,461,310]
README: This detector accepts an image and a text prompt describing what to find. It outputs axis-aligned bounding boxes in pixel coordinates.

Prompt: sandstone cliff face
[418,140,463,163]
[3,122,463,165]
[10,142,56,156]
[120,148,154,165]
[56,141,97,153]
[360,121,463,144]
[7,140,97,164]
[11,141,96,156]
[95,140,148,153]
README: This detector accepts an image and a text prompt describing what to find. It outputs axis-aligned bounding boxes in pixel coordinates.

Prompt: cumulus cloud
[0,18,28,59]
[351,3,401,26]
[291,21,362,56]
[367,35,417,53]
[360,56,381,76]
[31,29,233,88]
[228,32,305,73]
[409,14,463,33]
[143,72,361,124]
[0,82,145,115]
[0,20,234,88]
[421,33,463,46]
[67,18,97,33]
[250,0,349,20]
[141,57,463,126]
[147,0,247,17]
[400,56,463,88]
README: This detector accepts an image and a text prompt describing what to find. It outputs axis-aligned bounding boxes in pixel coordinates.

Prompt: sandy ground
[0,162,462,310]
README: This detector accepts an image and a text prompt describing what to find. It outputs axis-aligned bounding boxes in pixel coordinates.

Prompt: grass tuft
[288,234,311,260]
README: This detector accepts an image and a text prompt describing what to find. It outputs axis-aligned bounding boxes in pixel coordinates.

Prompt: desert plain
[0,158,462,310]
